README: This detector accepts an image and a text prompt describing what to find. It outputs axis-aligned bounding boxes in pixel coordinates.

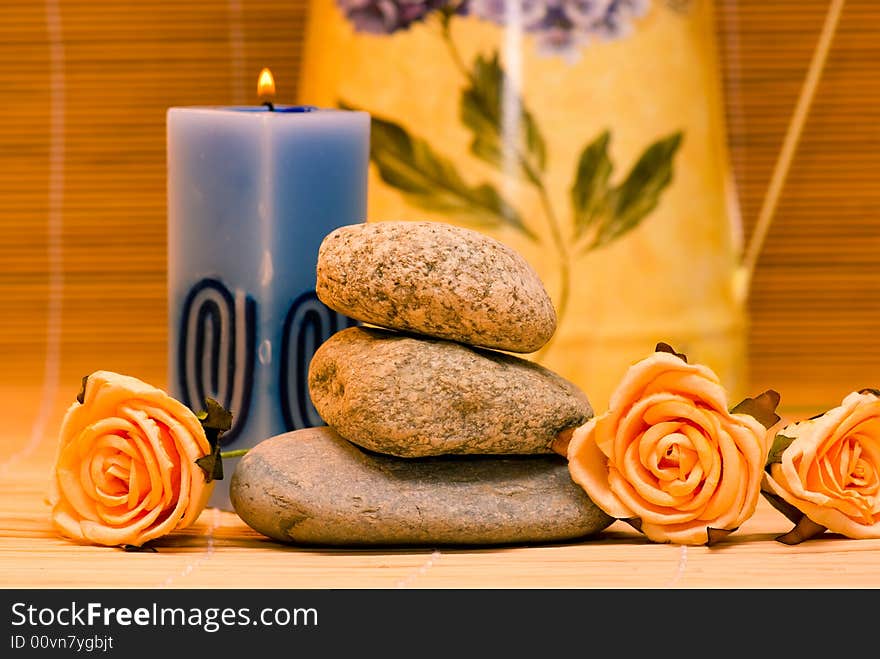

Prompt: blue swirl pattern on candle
[279,291,358,430]
[177,277,255,445]
[166,104,370,510]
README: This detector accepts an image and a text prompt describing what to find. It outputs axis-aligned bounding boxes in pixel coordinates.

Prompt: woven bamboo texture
[2,1,880,588]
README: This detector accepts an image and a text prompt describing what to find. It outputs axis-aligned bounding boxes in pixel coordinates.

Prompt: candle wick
[262,101,275,112]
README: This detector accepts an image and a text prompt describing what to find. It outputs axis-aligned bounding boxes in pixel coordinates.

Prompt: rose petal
[638,421,684,478]
[622,436,691,508]
[639,519,713,545]
[125,408,175,510]
[699,426,743,522]
[609,353,727,414]
[57,418,139,521]
[764,470,880,539]
[567,418,635,520]
[608,468,700,526]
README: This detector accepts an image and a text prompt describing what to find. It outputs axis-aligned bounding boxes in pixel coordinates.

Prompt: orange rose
[762,389,880,543]
[566,345,779,545]
[49,371,216,547]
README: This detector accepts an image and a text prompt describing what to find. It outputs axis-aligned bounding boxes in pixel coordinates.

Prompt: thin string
[227,0,246,104]
[395,550,442,588]
[739,0,846,298]
[159,508,220,588]
[665,545,687,588]
[1,0,66,478]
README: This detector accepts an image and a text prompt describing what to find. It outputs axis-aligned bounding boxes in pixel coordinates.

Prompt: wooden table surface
[4,380,880,590]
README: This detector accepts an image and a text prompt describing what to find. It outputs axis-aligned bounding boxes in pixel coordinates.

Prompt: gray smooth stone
[315,220,557,353]
[308,326,592,457]
[230,427,614,546]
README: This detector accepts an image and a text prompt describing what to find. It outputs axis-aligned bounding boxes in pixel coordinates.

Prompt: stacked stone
[230,221,613,546]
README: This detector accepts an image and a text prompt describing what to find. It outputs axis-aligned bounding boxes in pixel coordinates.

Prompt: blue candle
[166,90,369,510]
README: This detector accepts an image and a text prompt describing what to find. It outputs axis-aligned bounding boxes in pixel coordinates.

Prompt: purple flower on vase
[591,0,651,40]
[564,0,614,27]
[337,0,452,34]
[528,2,600,62]
[467,0,547,28]
[533,23,591,64]
[467,0,653,62]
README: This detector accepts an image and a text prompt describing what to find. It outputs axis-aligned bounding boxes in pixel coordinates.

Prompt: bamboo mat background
[2,1,880,588]
[717,0,880,409]
[2,0,878,409]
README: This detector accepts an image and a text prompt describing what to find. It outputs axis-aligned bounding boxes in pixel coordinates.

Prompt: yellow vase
[300,0,747,412]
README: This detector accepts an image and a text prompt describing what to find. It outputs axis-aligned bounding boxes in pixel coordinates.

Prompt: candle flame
[257,68,275,100]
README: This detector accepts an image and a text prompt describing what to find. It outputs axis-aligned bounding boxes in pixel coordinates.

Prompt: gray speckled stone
[315,220,556,353]
[230,426,614,546]
[308,326,592,457]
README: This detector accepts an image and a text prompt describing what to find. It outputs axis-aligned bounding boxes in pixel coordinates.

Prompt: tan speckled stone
[308,326,592,457]
[230,426,614,546]
[315,220,556,353]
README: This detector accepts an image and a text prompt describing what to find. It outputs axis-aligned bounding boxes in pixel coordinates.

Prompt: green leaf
[730,389,781,430]
[766,433,796,467]
[344,103,535,241]
[654,341,687,363]
[760,489,805,526]
[122,544,157,553]
[460,52,546,185]
[775,516,827,545]
[763,484,830,544]
[194,398,233,483]
[197,398,233,445]
[706,527,736,547]
[588,131,683,251]
[571,130,613,237]
[195,453,224,483]
[76,374,89,404]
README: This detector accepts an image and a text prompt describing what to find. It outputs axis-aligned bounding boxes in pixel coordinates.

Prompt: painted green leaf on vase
[587,131,683,251]
[345,104,536,240]
[460,52,546,186]
[571,130,613,238]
